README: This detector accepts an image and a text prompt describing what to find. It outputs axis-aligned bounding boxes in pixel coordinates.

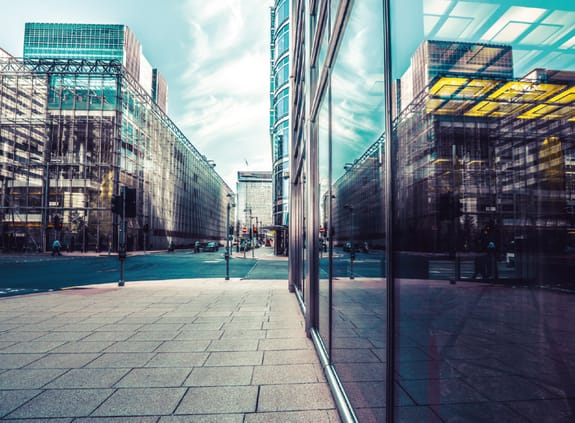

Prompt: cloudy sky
[0,0,273,189]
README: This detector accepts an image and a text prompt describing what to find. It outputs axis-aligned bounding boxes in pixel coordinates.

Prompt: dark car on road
[203,242,219,252]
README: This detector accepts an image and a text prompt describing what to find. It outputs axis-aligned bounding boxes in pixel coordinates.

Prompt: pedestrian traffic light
[111,195,123,215]
[228,225,234,235]
[124,188,137,217]
[53,215,63,230]
[143,223,149,233]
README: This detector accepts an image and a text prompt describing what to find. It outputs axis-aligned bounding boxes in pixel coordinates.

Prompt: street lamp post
[226,193,235,280]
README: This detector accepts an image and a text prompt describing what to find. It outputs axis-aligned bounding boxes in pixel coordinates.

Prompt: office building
[23,23,168,112]
[236,170,273,244]
[0,23,232,252]
[270,0,290,254]
[290,1,575,422]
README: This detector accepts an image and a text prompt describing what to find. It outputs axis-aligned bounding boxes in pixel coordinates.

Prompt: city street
[0,247,289,297]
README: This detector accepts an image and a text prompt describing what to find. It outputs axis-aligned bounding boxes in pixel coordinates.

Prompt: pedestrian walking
[51,239,62,256]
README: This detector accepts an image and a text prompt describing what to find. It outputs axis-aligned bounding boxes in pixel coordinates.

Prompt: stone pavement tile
[81,331,134,342]
[0,353,44,369]
[44,368,130,388]
[0,331,45,342]
[129,330,180,341]
[263,349,320,365]
[0,341,16,350]
[86,352,156,368]
[207,338,259,352]
[399,378,488,405]
[0,389,42,418]
[0,368,67,389]
[1,340,66,353]
[220,329,266,339]
[258,338,312,351]
[223,321,265,330]
[266,329,307,339]
[184,366,253,386]
[192,316,230,325]
[244,410,338,423]
[155,340,210,352]
[75,418,157,422]
[434,402,532,422]
[159,414,243,423]
[117,316,163,324]
[50,340,116,353]
[258,383,336,412]
[175,386,258,414]
[115,367,191,387]
[506,399,575,423]
[139,323,185,332]
[93,324,144,332]
[174,330,223,340]
[91,387,186,416]
[1,418,72,423]
[252,364,320,385]
[5,388,113,419]
[263,320,304,330]
[204,351,263,366]
[104,340,163,353]
[181,322,226,331]
[35,331,91,342]
[145,352,209,367]
[24,353,100,369]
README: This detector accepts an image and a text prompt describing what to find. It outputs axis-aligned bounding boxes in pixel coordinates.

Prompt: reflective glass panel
[390,0,575,421]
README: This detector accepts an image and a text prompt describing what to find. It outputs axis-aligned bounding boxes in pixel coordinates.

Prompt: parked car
[203,241,219,252]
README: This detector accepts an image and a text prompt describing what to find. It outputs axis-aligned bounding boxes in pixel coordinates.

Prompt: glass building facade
[236,171,273,246]
[291,1,575,422]
[1,25,232,253]
[270,0,291,255]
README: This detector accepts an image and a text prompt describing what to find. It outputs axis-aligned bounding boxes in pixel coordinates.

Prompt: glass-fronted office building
[291,1,575,422]
[270,0,291,255]
[1,24,232,252]
[236,170,273,244]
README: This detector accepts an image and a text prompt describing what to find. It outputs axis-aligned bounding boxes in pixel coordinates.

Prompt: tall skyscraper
[23,23,168,112]
[270,0,290,255]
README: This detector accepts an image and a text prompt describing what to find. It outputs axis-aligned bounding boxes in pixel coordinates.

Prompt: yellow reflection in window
[429,77,468,96]
[465,100,529,117]
[488,81,565,102]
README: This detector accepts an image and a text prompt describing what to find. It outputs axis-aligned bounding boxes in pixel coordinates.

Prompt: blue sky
[0,0,273,189]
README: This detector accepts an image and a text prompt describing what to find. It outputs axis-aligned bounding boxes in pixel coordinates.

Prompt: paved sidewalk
[0,279,340,422]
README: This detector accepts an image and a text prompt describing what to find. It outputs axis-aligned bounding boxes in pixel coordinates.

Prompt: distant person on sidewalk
[51,239,62,256]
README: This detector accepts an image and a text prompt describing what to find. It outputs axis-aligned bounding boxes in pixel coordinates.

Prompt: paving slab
[0,279,339,420]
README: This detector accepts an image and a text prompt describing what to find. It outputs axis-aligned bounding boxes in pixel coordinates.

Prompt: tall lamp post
[226,193,235,280]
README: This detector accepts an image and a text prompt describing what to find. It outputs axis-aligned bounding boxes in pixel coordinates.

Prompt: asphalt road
[0,250,287,297]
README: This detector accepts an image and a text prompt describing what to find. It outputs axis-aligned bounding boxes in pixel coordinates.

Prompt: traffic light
[53,215,62,230]
[124,188,137,217]
[228,225,234,235]
[143,223,149,233]
[111,195,123,215]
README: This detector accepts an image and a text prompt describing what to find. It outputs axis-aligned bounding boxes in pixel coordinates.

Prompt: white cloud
[175,0,272,189]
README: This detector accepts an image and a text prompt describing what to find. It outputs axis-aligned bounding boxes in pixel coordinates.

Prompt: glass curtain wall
[390,1,575,422]
[1,58,232,253]
[293,0,387,421]
[293,0,575,422]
